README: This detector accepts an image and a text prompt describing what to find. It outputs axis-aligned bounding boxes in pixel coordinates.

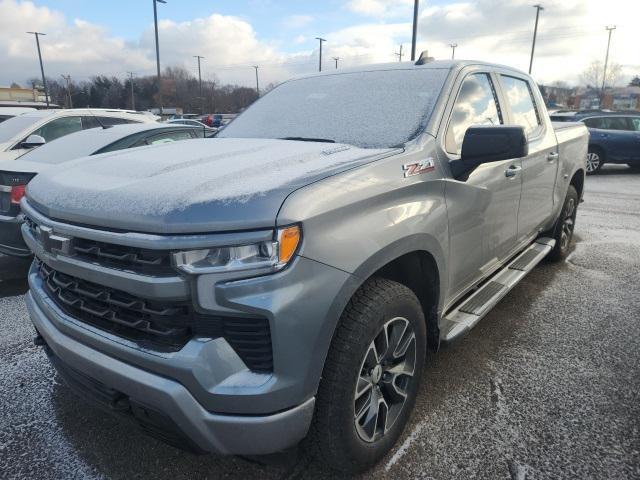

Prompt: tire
[547,185,578,262]
[310,278,427,473]
[586,147,604,175]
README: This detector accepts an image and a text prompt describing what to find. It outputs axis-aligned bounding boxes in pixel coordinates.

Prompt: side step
[440,237,555,344]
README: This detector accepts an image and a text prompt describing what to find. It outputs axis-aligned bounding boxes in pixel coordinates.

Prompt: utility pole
[252,66,260,97]
[449,43,458,60]
[61,74,72,108]
[194,55,205,113]
[26,32,49,107]
[528,4,544,74]
[127,72,136,110]
[333,57,340,69]
[315,37,326,72]
[395,44,404,62]
[411,0,420,61]
[601,25,616,108]
[153,0,166,115]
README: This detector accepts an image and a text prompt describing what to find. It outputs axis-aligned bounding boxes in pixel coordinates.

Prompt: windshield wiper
[280,136,335,143]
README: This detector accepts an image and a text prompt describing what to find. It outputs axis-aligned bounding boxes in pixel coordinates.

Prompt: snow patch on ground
[385,421,427,471]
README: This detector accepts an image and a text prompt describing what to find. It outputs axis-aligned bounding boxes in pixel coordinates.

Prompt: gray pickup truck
[23,60,587,473]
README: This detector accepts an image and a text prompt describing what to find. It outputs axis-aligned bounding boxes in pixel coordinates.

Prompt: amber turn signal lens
[278,225,301,265]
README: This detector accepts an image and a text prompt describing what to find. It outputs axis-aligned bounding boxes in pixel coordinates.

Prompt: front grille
[24,216,175,276]
[37,260,273,371]
[73,237,175,276]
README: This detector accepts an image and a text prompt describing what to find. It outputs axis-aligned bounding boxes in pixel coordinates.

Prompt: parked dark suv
[557,112,640,174]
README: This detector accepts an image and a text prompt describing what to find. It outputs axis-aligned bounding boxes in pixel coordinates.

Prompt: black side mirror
[451,125,528,179]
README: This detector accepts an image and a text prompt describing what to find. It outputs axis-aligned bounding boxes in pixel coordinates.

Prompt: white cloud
[282,14,313,29]
[346,0,414,18]
[1,0,638,91]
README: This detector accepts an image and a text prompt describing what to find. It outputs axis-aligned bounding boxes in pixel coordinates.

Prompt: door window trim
[443,71,504,156]
[497,74,544,142]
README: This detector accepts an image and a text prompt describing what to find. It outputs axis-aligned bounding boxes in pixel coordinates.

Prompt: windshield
[0,115,42,143]
[219,68,449,149]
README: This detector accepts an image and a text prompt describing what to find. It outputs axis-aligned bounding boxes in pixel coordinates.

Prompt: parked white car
[0,109,158,161]
[0,107,36,124]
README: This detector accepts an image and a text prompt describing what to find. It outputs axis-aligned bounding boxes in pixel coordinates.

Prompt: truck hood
[26,138,395,234]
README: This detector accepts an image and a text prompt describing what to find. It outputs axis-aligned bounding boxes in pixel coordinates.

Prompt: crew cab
[23,60,587,473]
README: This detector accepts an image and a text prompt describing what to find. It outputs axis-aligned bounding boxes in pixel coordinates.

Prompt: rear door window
[445,73,502,155]
[586,116,630,131]
[32,116,83,142]
[500,75,542,137]
[137,130,196,146]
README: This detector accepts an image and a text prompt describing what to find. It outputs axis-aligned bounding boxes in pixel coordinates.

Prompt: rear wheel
[586,148,604,174]
[547,185,578,262]
[310,278,426,473]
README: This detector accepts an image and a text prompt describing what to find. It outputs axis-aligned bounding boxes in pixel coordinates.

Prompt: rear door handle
[547,152,559,162]
[505,165,522,177]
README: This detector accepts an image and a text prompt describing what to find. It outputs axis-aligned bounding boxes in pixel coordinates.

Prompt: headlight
[172,225,301,275]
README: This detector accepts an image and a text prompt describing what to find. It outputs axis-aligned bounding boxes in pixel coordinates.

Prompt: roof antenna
[415,50,434,66]
[87,106,111,129]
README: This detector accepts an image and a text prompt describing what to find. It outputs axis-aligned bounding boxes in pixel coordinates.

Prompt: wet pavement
[1,166,639,479]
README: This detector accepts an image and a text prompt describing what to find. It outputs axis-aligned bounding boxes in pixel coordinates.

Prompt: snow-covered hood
[26,138,394,234]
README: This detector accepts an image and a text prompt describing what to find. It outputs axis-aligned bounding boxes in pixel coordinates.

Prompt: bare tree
[580,60,622,89]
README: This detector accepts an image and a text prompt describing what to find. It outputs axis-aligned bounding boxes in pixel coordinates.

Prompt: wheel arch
[569,168,585,200]
[349,234,447,351]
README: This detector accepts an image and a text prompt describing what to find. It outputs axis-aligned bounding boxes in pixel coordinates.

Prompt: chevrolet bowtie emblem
[37,225,73,255]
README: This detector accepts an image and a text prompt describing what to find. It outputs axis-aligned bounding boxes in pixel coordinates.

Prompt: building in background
[0,86,56,108]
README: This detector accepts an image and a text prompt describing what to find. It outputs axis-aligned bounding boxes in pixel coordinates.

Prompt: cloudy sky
[2,0,638,88]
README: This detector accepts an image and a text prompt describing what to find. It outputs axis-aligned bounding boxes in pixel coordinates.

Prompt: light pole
[411,0,419,61]
[529,4,544,74]
[61,74,72,108]
[316,37,326,72]
[601,25,616,108]
[333,57,340,69]
[194,55,204,113]
[252,66,260,96]
[127,71,136,110]
[153,0,166,115]
[449,43,458,60]
[395,44,404,62]
[26,32,49,107]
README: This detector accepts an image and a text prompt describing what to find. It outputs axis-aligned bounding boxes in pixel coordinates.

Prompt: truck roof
[293,59,530,81]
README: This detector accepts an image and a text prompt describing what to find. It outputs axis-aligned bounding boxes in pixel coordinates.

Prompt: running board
[440,237,555,344]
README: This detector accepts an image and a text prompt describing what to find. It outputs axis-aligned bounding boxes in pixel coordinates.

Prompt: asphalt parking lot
[1,166,639,480]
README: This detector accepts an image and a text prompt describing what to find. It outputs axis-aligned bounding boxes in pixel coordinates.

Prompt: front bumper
[0,214,30,257]
[28,291,315,455]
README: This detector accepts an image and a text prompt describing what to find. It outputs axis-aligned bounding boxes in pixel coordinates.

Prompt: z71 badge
[402,158,435,178]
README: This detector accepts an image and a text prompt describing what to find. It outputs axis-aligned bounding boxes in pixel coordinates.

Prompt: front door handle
[505,165,522,177]
[547,152,559,162]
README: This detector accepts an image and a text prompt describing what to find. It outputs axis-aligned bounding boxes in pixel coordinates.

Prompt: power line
[529,4,544,74]
[61,74,72,108]
[127,71,136,110]
[252,65,260,96]
[315,37,327,72]
[449,43,458,60]
[26,31,49,107]
[395,44,404,62]
[601,25,616,107]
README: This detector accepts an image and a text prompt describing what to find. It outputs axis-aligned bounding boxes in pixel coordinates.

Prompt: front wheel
[547,185,578,262]
[310,278,426,473]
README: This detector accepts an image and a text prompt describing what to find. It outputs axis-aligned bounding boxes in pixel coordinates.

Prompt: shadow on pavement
[0,254,31,298]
